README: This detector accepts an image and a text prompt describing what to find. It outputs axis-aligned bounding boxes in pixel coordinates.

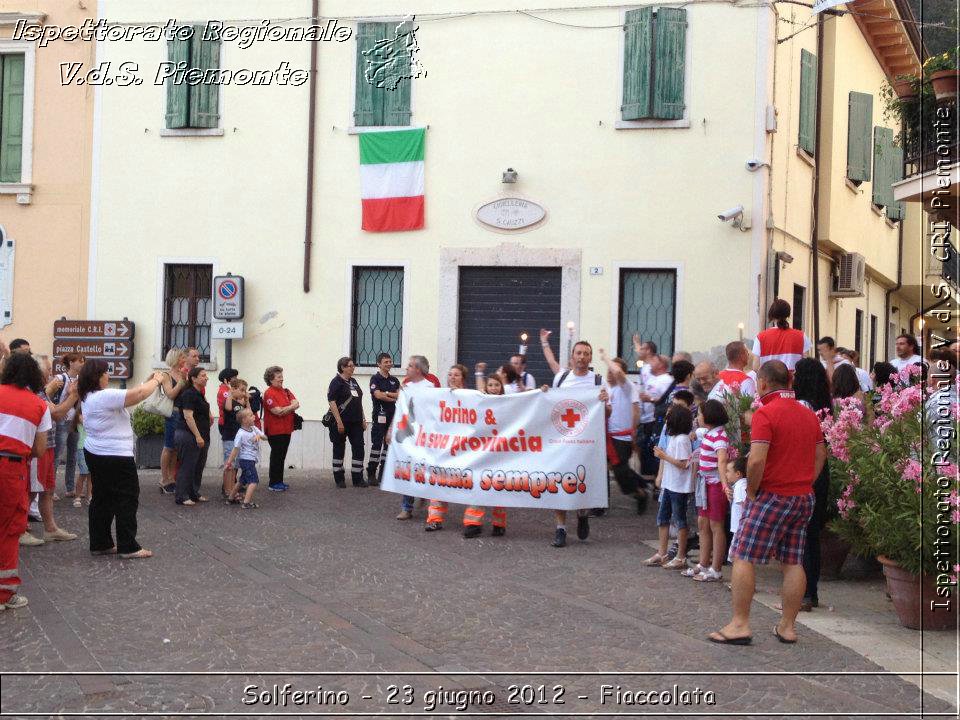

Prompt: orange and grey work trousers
[0,459,29,604]
[463,506,506,528]
[426,500,448,525]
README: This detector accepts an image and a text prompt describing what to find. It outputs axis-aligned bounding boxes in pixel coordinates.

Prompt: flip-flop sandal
[774,625,797,644]
[708,631,752,646]
[644,554,666,566]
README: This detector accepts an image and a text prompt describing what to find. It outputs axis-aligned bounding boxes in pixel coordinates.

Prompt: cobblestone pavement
[1,470,954,719]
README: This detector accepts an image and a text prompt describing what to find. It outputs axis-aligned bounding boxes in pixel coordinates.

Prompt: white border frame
[614,6,693,131]
[348,17,417,132]
[343,260,411,371]
[436,244,582,377]
[0,39,36,201]
[153,256,220,369]
[609,261,684,367]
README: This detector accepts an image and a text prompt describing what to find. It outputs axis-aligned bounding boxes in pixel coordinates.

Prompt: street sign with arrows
[53,319,134,340]
[52,318,135,380]
[53,340,132,359]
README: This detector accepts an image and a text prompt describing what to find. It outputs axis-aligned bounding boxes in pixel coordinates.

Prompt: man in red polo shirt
[0,354,51,610]
[709,360,825,646]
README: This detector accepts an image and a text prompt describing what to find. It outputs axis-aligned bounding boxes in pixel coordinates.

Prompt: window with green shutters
[885,144,905,221]
[354,22,412,127]
[0,54,25,183]
[621,7,687,121]
[870,126,905,221]
[165,25,221,129]
[847,91,873,183]
[798,50,817,156]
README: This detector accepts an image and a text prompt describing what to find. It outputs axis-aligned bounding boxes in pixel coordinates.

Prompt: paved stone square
[1,470,955,719]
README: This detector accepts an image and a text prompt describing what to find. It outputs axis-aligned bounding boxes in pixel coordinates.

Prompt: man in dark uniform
[367,353,400,485]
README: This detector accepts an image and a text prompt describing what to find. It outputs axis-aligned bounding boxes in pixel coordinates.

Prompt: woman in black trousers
[77,360,166,559]
[174,367,212,506]
[792,358,833,609]
[327,357,367,488]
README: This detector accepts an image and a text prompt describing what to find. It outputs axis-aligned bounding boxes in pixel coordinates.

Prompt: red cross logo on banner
[551,399,589,437]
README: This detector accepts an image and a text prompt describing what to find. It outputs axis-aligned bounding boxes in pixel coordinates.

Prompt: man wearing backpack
[53,353,84,498]
[637,354,675,482]
[539,338,611,548]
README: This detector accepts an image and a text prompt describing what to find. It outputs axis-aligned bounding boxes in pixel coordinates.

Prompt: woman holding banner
[462,371,508,538]
[424,364,470,532]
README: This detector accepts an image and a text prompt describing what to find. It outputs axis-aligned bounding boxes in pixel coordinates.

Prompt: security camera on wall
[718,205,751,231]
[718,205,744,222]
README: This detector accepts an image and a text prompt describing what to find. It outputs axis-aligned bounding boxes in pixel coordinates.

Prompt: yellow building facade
[0,1,96,354]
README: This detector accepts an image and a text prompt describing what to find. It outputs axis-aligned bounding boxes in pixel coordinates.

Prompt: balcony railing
[903,98,959,178]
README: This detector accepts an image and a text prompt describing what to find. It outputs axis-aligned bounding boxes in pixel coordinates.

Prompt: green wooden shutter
[847,91,873,182]
[0,54,25,183]
[886,144,905,220]
[798,49,817,155]
[382,21,412,126]
[354,22,384,126]
[622,8,653,120]
[189,24,220,128]
[652,7,687,120]
[871,126,893,208]
[165,33,190,129]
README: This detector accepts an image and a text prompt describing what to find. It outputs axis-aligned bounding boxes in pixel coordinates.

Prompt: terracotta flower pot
[819,529,851,579]
[893,78,917,99]
[930,70,958,101]
[878,556,957,631]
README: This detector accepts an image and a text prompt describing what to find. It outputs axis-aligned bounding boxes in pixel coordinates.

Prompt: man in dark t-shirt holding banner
[367,353,400,485]
[709,360,826,646]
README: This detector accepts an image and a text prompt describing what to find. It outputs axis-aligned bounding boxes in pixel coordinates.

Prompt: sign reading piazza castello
[476,197,546,231]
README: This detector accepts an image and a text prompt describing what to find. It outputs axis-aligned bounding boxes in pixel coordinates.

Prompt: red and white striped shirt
[0,385,52,457]
[752,327,811,372]
[698,426,728,482]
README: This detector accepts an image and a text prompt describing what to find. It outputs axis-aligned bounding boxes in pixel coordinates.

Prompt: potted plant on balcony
[880,74,927,146]
[925,47,958,101]
[821,368,958,630]
[132,406,166,469]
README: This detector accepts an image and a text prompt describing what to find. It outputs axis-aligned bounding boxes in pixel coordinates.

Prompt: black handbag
[293,413,304,431]
[321,395,353,428]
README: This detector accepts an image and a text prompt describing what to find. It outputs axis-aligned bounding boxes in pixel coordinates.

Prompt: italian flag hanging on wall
[359,127,425,232]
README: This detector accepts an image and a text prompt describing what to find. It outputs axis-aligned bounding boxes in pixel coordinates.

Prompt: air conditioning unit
[830,253,866,297]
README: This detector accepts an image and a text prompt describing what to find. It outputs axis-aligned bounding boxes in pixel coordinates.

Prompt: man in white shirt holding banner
[381,336,610,549]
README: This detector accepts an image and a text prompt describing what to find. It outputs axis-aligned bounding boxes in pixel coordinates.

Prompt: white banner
[381,386,609,510]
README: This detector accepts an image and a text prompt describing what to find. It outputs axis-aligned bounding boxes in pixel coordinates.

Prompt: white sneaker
[72,498,82,508]
[19,532,44,547]
[1,594,28,610]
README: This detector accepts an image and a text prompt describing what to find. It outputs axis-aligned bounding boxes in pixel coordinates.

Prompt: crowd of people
[0,297,953,649]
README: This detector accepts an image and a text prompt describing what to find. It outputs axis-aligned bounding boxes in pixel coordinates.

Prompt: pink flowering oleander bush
[822,365,959,576]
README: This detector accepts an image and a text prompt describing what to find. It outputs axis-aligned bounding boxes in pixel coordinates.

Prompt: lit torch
[519,332,528,355]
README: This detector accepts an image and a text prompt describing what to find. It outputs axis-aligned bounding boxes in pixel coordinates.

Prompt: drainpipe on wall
[302,0,319,293]
[810,13,825,343]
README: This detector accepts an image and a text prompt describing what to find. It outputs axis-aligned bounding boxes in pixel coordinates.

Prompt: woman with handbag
[155,348,191,494]
[327,357,367,488]
[263,366,299,492]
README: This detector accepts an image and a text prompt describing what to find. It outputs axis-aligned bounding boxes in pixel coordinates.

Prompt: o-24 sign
[213,274,244,320]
